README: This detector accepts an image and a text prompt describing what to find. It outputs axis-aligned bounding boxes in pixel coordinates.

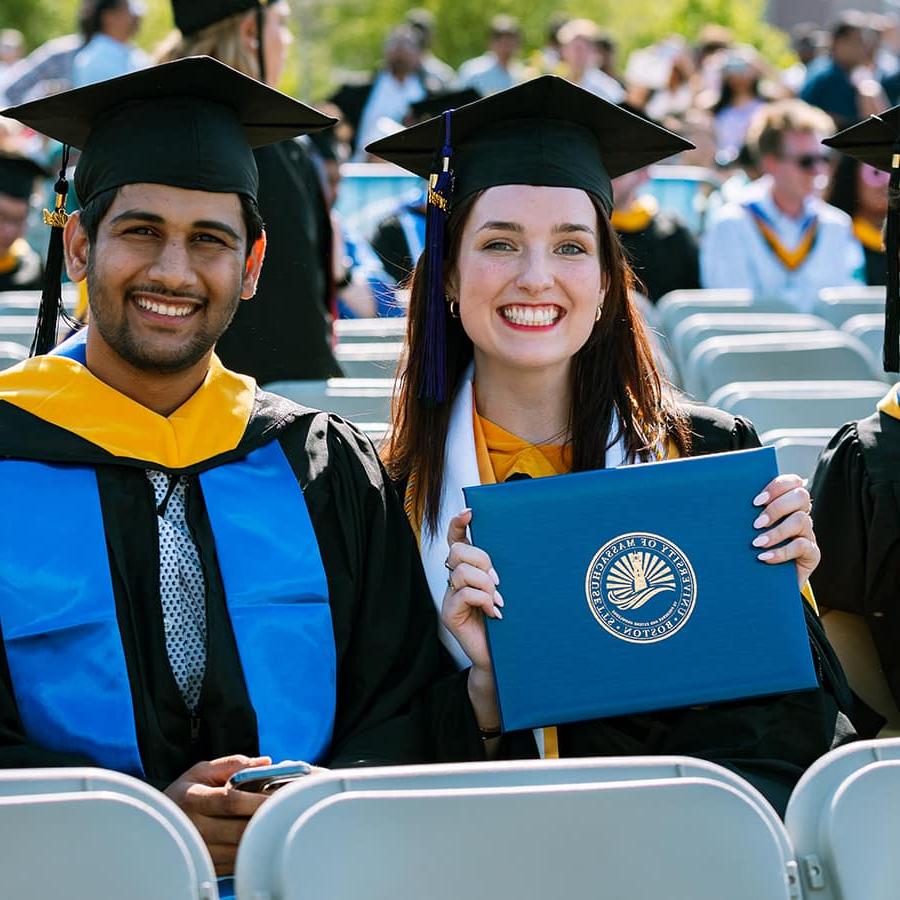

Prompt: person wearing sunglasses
[701,99,864,312]
[826,155,889,285]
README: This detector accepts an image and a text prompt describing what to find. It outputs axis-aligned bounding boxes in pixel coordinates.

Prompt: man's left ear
[241,232,267,299]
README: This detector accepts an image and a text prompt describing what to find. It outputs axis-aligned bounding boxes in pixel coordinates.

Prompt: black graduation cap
[1,56,336,356]
[0,151,48,202]
[408,89,482,124]
[366,75,691,402]
[172,0,264,36]
[825,108,900,372]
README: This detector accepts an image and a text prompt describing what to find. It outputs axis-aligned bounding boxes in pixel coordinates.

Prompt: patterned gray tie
[146,470,208,713]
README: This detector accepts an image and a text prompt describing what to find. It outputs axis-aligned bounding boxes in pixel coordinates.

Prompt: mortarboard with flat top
[366,75,692,402]
[825,108,900,372]
[2,56,336,356]
[0,151,48,202]
[408,89,482,124]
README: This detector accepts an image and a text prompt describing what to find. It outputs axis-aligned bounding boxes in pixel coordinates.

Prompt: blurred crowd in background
[0,3,897,345]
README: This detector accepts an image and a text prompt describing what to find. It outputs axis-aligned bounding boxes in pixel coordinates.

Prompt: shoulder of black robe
[214,140,341,384]
[863,245,887,287]
[501,400,857,815]
[371,214,415,285]
[618,212,700,301]
[0,387,481,781]
[812,408,900,705]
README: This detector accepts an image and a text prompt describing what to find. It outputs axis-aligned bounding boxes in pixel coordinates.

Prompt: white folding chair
[708,380,886,436]
[334,341,402,378]
[815,286,886,328]
[684,332,883,401]
[0,340,28,370]
[0,290,40,316]
[671,313,832,372]
[0,790,216,900]
[0,767,217,897]
[759,428,834,479]
[236,756,794,899]
[241,778,797,900]
[0,314,40,347]
[785,737,900,899]
[334,317,407,343]
[841,313,885,371]
[656,288,791,337]
[263,377,395,421]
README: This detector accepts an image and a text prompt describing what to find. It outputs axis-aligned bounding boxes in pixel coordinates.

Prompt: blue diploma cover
[463,447,818,733]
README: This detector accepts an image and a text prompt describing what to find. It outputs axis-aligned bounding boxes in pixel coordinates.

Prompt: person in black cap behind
[0,58,482,880]
[375,76,859,814]
[0,151,45,291]
[810,105,900,731]
[157,0,341,383]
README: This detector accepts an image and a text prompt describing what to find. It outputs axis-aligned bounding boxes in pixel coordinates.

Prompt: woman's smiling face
[451,184,604,380]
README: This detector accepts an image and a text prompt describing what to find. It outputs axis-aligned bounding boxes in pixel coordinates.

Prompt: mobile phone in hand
[228,761,312,794]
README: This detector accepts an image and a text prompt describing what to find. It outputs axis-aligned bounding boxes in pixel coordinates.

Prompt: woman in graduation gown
[372,77,859,816]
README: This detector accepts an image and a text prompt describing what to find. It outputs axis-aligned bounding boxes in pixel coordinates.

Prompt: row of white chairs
[4,739,900,899]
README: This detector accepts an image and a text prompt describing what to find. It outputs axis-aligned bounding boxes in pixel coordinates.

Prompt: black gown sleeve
[809,423,870,616]
[371,216,414,286]
[283,415,482,767]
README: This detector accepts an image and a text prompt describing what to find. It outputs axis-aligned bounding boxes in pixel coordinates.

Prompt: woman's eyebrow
[476,220,524,233]
[552,223,595,235]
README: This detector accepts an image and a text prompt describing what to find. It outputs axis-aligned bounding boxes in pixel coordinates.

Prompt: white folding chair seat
[671,313,832,371]
[334,317,407,342]
[758,428,834,479]
[0,314,40,347]
[708,380,886,435]
[815,286,886,328]
[263,377,394,421]
[244,779,797,900]
[334,341,402,378]
[236,756,792,899]
[0,790,216,900]
[0,767,217,897]
[0,340,28,370]
[684,332,883,401]
[785,737,900,899]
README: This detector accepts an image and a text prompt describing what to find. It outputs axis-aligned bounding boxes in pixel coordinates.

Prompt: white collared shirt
[700,179,864,312]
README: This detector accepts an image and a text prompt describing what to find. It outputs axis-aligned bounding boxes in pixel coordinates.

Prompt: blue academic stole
[0,441,336,777]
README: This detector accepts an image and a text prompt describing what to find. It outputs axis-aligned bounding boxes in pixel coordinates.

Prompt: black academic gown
[214,139,341,384]
[810,395,900,708]
[616,212,700,302]
[493,406,857,816]
[0,241,43,292]
[0,371,479,790]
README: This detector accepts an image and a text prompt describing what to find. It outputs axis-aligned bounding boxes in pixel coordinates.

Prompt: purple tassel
[419,111,454,404]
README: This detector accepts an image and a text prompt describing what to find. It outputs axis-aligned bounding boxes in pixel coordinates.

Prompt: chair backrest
[0,339,28,370]
[236,756,792,899]
[656,289,793,336]
[708,380,886,435]
[785,738,900,899]
[334,341,402,378]
[0,290,40,316]
[0,767,217,895]
[841,313,884,370]
[0,314,41,346]
[0,791,215,900]
[671,313,832,371]
[263,780,796,900]
[759,428,834,479]
[815,286,886,328]
[263,378,394,421]
[684,332,883,401]
[334,317,408,342]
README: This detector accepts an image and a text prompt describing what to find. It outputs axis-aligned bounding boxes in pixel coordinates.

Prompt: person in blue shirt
[72,0,149,88]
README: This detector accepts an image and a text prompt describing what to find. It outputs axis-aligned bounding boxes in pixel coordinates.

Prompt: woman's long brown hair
[385,191,691,535]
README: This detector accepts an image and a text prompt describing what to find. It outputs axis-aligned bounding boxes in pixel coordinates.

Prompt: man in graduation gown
[0,151,45,292]
[0,58,482,875]
[810,107,900,728]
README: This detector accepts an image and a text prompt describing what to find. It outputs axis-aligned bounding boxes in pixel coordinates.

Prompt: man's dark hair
[79,186,265,256]
[831,11,868,42]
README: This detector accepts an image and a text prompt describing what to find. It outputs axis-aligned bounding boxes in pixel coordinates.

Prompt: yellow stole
[853,216,884,253]
[745,202,818,272]
[0,351,256,469]
[0,238,29,276]
[611,196,658,234]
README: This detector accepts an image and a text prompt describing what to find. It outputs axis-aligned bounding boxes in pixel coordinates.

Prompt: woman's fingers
[753,485,811,530]
[444,586,503,621]
[752,509,813,551]
[447,509,473,547]
[448,561,501,601]
[753,473,805,508]
[757,536,820,569]
[447,541,498,583]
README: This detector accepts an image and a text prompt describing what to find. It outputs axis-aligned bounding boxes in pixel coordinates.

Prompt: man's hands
[164,754,271,876]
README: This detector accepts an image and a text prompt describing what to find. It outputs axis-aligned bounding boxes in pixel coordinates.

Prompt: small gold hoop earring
[595,304,602,322]
[448,298,460,318]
